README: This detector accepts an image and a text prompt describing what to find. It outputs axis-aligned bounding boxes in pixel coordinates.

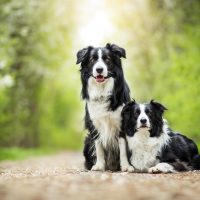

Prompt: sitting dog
[76,43,132,171]
[119,99,200,173]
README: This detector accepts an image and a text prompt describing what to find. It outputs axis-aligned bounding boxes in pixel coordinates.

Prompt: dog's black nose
[96,68,103,74]
[140,118,147,124]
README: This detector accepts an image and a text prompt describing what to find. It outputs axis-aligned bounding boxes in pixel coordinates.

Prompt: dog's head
[76,43,126,83]
[122,100,167,137]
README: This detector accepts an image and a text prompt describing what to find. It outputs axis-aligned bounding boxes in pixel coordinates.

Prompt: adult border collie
[120,99,200,173]
[76,43,131,171]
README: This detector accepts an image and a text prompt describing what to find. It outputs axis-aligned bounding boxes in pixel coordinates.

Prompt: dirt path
[0,152,200,200]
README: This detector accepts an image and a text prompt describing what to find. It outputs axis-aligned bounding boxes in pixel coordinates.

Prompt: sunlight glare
[76,0,115,47]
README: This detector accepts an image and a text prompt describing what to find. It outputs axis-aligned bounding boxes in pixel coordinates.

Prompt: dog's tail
[191,155,200,170]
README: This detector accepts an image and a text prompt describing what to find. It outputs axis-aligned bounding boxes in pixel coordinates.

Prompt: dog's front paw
[148,166,161,174]
[148,163,175,174]
[121,165,135,172]
[91,163,105,171]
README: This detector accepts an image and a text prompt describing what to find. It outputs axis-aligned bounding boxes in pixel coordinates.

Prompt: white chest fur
[127,129,170,172]
[87,77,122,149]
[87,101,123,148]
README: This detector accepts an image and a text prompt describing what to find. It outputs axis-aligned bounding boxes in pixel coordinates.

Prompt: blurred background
[0,0,200,160]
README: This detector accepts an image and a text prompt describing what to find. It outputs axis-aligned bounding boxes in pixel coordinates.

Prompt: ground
[0,152,200,200]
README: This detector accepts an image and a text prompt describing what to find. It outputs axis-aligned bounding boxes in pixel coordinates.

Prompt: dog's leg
[91,140,105,171]
[119,137,135,172]
[148,163,176,174]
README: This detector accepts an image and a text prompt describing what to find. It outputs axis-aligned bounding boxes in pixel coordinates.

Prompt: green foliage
[148,0,200,140]
[0,147,54,161]
[0,0,84,151]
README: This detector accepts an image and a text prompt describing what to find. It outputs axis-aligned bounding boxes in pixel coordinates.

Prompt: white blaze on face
[92,49,108,78]
[137,104,151,129]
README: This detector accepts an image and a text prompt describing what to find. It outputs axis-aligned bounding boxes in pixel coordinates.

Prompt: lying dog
[76,43,131,171]
[120,99,200,173]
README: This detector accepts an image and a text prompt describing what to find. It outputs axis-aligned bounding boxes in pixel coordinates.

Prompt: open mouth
[95,75,105,83]
[139,124,150,129]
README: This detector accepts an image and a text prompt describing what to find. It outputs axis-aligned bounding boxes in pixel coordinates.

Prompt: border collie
[120,99,200,173]
[76,43,131,171]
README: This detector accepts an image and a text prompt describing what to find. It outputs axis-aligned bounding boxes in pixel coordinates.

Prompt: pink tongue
[96,76,105,83]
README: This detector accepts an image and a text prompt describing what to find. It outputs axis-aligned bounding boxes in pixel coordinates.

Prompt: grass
[0,147,55,161]
[0,143,200,162]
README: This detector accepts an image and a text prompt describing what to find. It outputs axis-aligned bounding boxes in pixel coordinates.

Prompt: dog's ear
[150,100,167,114]
[122,99,136,137]
[122,99,136,115]
[106,43,126,58]
[76,46,93,64]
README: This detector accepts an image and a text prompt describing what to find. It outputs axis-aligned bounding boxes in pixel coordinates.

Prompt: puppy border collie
[76,43,130,171]
[120,99,200,173]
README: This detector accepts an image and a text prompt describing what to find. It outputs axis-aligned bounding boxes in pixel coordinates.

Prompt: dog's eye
[145,109,150,114]
[102,55,110,62]
[135,109,140,115]
[93,55,98,60]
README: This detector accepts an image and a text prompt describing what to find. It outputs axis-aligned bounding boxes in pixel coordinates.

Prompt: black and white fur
[76,43,130,171]
[120,100,200,173]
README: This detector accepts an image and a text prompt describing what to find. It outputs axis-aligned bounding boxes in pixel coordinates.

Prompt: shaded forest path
[0,152,200,200]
